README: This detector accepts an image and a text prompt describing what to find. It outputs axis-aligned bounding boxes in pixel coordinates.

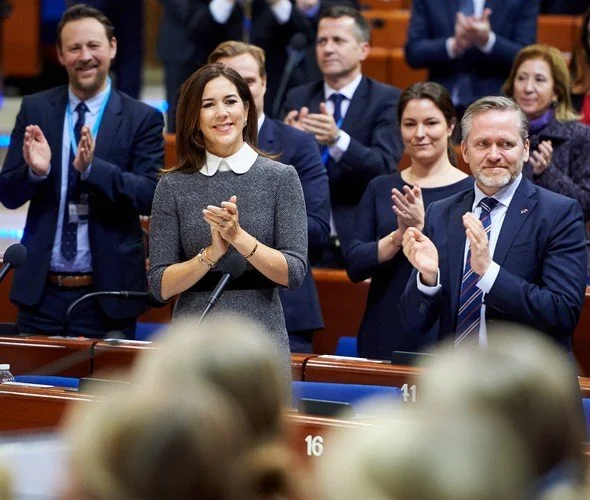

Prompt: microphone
[64,290,167,335]
[272,33,308,118]
[199,253,247,324]
[0,243,27,284]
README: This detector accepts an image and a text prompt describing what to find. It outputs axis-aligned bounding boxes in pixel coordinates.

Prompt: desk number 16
[305,435,324,456]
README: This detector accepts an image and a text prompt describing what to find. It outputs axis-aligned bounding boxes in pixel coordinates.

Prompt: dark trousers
[288,329,316,354]
[17,283,136,339]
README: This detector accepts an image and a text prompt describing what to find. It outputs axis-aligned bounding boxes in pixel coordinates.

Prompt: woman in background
[503,44,590,221]
[346,82,472,360]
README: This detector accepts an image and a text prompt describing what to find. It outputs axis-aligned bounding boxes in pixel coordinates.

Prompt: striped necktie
[455,197,498,345]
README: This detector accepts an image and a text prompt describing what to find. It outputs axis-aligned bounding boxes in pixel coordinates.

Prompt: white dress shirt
[199,142,258,176]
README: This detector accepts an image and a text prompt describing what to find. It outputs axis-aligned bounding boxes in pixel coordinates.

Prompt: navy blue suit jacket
[0,86,164,319]
[283,76,403,249]
[399,177,587,350]
[405,0,538,102]
[259,117,330,331]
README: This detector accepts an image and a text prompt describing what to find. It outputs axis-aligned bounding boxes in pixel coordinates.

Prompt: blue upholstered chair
[292,380,402,415]
[334,337,358,357]
[13,375,80,389]
[135,322,166,341]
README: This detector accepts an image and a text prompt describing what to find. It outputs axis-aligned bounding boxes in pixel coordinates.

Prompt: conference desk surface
[0,384,375,462]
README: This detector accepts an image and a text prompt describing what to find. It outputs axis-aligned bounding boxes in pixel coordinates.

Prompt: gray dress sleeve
[274,164,308,289]
[148,175,181,302]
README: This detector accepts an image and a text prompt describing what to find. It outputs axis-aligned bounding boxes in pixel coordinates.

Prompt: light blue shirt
[417,173,523,345]
[47,83,111,272]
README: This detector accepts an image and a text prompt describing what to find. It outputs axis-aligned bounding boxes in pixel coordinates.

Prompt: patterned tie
[455,197,499,345]
[61,101,88,261]
[329,93,345,124]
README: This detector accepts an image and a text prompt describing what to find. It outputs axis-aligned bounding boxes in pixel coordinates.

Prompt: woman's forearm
[160,254,212,301]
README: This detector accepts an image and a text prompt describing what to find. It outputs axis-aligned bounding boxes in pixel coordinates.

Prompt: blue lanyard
[321,116,344,166]
[66,81,111,156]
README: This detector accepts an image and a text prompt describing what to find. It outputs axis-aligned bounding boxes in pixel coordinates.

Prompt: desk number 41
[305,435,324,456]
[401,384,417,403]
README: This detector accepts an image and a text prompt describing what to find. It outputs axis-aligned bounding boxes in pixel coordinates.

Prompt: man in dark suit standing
[282,6,403,266]
[209,40,331,353]
[405,0,538,116]
[0,5,164,337]
[399,96,586,351]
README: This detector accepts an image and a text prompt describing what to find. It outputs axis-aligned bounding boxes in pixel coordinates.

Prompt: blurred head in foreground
[317,404,532,500]
[61,382,250,500]
[132,314,290,440]
[419,323,587,491]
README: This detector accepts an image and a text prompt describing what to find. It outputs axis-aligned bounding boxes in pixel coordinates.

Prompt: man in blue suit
[399,96,586,351]
[405,0,538,115]
[209,40,331,353]
[282,6,403,265]
[0,5,164,337]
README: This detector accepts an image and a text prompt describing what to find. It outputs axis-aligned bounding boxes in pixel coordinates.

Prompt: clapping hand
[529,140,553,176]
[203,195,241,243]
[73,126,95,173]
[392,184,424,235]
[23,125,51,176]
[402,227,439,286]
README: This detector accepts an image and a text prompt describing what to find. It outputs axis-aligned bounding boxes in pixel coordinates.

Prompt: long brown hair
[397,82,457,166]
[164,63,265,174]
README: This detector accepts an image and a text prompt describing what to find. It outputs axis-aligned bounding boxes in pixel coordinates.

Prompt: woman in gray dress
[148,64,308,377]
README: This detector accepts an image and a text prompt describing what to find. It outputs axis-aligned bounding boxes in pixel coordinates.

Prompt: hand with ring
[202,194,241,243]
[392,183,425,235]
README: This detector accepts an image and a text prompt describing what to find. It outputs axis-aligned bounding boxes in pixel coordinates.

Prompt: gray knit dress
[148,155,308,380]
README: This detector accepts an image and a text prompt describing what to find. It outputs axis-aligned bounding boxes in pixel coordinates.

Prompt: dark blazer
[526,117,590,221]
[283,76,403,249]
[0,86,164,319]
[259,117,330,331]
[399,177,587,351]
[405,0,538,102]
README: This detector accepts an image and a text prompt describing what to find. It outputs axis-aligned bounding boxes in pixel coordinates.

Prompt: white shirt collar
[68,80,111,116]
[200,142,258,176]
[257,113,266,132]
[472,173,523,210]
[324,73,362,101]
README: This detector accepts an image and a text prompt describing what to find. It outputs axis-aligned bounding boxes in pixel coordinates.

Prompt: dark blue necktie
[455,197,498,345]
[329,93,345,125]
[61,101,88,261]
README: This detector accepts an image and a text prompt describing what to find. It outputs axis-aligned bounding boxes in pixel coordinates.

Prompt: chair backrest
[335,337,358,357]
[292,380,402,413]
[135,322,165,341]
[581,398,590,441]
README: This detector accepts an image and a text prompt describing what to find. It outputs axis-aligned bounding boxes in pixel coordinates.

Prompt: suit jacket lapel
[48,88,68,201]
[493,177,537,266]
[258,117,274,151]
[94,89,122,161]
[447,190,475,321]
[341,76,368,133]
[309,82,325,114]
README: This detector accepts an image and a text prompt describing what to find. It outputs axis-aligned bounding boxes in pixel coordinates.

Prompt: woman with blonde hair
[503,44,590,220]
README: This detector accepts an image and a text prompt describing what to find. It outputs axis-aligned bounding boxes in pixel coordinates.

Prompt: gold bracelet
[202,247,218,266]
[197,248,214,269]
[242,241,258,259]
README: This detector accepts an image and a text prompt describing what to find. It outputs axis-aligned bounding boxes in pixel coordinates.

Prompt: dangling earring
[243,117,248,128]
[551,100,559,108]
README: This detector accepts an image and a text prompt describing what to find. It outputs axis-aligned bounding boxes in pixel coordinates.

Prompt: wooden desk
[92,340,158,376]
[0,384,94,433]
[0,336,94,377]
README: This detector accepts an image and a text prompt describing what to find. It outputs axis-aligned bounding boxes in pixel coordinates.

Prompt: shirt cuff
[327,130,350,162]
[477,31,496,54]
[270,0,292,24]
[477,260,500,294]
[209,0,234,24]
[80,163,92,181]
[446,37,461,59]
[416,269,442,296]
[28,167,50,183]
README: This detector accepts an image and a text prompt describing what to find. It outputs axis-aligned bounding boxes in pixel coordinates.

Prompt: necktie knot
[75,101,88,115]
[479,197,498,215]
